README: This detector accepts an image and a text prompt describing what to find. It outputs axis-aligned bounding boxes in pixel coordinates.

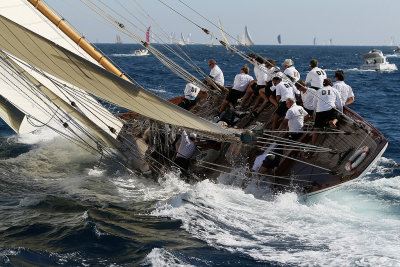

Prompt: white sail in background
[218,18,230,47]
[241,26,254,46]
[0,0,123,140]
[179,33,186,46]
[0,15,231,136]
[313,37,317,46]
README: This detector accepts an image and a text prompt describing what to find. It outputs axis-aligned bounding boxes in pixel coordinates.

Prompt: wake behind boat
[0,0,388,197]
[360,48,397,71]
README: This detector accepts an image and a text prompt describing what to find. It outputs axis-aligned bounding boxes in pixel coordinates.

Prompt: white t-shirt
[210,65,224,86]
[333,81,354,104]
[301,87,317,111]
[266,66,281,82]
[285,103,308,132]
[254,64,268,85]
[305,67,327,89]
[313,86,343,112]
[184,83,201,100]
[274,82,297,102]
[252,151,269,171]
[232,73,254,92]
[283,66,300,82]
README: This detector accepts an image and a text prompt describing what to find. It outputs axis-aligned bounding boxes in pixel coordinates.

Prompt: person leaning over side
[333,70,355,106]
[312,78,343,145]
[178,82,201,110]
[174,130,198,177]
[305,59,327,89]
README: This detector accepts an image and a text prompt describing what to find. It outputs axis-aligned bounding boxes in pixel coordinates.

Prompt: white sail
[0,0,123,140]
[241,26,254,46]
[218,18,230,47]
[0,15,231,137]
[179,33,186,46]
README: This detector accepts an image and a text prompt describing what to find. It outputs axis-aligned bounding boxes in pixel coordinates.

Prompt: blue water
[1,45,399,266]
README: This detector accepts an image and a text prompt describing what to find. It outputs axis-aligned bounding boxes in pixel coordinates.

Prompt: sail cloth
[241,26,254,46]
[218,18,230,46]
[0,15,232,137]
[0,0,123,139]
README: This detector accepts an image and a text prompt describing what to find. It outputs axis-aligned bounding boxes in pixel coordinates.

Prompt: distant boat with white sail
[241,26,254,46]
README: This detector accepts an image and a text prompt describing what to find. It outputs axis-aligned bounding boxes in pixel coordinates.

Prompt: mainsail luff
[0,15,232,137]
[26,0,130,82]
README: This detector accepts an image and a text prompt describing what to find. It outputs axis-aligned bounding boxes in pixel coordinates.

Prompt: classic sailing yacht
[0,0,388,196]
[241,26,254,46]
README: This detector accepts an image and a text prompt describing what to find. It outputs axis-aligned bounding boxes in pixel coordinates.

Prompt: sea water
[0,45,399,266]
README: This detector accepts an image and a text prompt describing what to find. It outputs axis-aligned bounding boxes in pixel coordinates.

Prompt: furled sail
[0,15,231,137]
[241,26,254,46]
[218,18,230,47]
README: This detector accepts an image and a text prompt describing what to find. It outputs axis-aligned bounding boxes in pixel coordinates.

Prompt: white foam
[151,161,400,266]
[143,248,193,267]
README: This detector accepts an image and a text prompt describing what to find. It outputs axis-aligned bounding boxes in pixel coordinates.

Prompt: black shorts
[314,109,337,128]
[264,81,273,98]
[178,98,196,110]
[304,107,314,116]
[226,89,245,104]
[287,132,302,141]
[275,101,288,117]
[261,154,281,169]
[251,83,266,96]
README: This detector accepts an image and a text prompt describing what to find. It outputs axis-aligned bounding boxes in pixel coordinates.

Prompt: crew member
[295,80,316,115]
[282,59,300,83]
[277,98,310,140]
[305,59,327,89]
[333,70,355,106]
[174,130,197,176]
[178,82,201,110]
[206,59,224,89]
[312,78,343,145]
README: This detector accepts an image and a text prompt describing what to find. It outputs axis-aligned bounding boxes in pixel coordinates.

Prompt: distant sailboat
[178,32,186,46]
[330,38,333,46]
[116,35,122,44]
[313,37,317,46]
[277,34,281,45]
[208,35,214,47]
[241,26,254,46]
[186,33,191,45]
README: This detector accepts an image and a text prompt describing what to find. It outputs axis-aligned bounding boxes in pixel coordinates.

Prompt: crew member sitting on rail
[305,59,327,89]
[295,80,316,115]
[333,70,355,106]
[269,76,299,130]
[277,98,310,140]
[174,130,198,177]
[257,59,280,110]
[312,78,343,145]
[204,59,225,90]
[218,65,253,114]
[239,56,268,115]
[178,82,201,110]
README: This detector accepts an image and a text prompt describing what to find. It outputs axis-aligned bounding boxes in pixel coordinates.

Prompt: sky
[46,0,400,46]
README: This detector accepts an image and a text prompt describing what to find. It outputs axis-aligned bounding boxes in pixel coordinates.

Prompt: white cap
[282,59,294,66]
[189,132,197,138]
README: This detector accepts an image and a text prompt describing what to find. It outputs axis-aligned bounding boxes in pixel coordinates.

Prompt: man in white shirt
[312,78,343,145]
[305,59,327,89]
[278,98,310,140]
[178,82,201,110]
[218,65,253,114]
[295,80,316,115]
[282,59,300,83]
[239,56,268,114]
[207,59,224,88]
[269,76,299,130]
[333,70,355,106]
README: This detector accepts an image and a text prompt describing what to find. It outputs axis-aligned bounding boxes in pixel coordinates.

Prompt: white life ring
[345,146,369,171]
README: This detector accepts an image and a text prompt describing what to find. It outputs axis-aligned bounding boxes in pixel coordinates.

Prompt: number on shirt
[316,70,326,76]
[322,90,331,95]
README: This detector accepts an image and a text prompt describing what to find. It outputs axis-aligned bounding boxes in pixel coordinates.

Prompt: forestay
[0,15,232,137]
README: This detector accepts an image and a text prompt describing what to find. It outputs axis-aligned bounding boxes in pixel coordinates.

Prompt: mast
[27,0,130,82]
